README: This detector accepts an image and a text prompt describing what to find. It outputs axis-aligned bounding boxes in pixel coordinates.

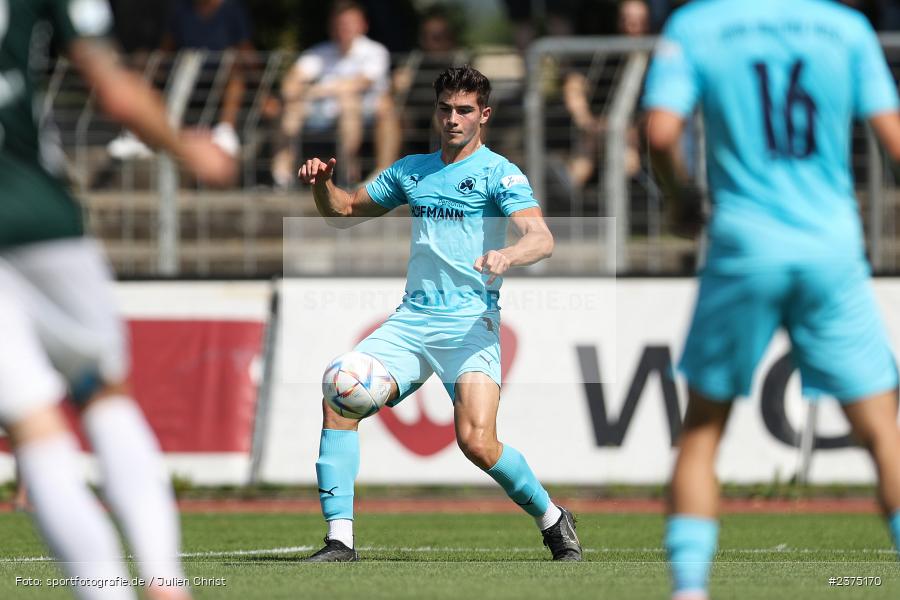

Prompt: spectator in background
[619,0,652,36]
[273,1,400,187]
[162,0,253,156]
[502,0,583,52]
[108,0,252,160]
[393,5,469,155]
[562,0,650,190]
[358,0,418,54]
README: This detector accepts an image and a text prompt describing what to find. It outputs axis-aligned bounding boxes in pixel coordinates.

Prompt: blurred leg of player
[666,268,794,599]
[81,389,187,600]
[0,266,133,600]
[666,391,730,600]
[787,266,900,555]
[6,240,189,600]
[668,387,900,599]
[454,372,582,561]
[841,393,900,550]
[668,265,900,599]
[12,458,31,512]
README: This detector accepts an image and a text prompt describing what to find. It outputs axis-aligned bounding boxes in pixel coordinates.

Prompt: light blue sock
[315,430,359,521]
[889,510,900,552]
[485,445,550,518]
[665,515,719,595]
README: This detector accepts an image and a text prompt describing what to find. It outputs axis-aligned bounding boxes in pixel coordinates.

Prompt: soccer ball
[322,352,394,419]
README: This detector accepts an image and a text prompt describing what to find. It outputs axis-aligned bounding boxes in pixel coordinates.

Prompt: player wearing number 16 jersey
[644,1,900,598]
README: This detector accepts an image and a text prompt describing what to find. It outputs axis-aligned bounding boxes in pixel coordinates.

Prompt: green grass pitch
[0,512,897,598]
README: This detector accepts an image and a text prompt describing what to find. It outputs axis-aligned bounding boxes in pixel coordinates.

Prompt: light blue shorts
[680,262,898,403]
[354,308,502,404]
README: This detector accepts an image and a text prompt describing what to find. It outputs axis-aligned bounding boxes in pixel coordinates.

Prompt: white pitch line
[180,546,315,558]
[0,546,896,564]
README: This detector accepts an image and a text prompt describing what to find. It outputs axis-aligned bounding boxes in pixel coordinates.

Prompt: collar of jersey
[439,144,487,166]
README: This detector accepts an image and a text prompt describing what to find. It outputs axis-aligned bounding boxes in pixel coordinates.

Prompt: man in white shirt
[273,0,401,186]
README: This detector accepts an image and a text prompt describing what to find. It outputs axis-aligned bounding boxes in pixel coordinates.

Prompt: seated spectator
[272,0,400,187]
[393,5,469,154]
[108,0,252,160]
[501,0,596,52]
[562,0,649,189]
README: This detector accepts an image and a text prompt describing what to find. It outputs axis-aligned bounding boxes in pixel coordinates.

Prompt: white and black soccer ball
[322,352,393,419]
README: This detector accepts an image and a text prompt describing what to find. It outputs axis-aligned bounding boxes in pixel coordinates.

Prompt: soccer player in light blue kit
[297,66,583,562]
[644,1,900,598]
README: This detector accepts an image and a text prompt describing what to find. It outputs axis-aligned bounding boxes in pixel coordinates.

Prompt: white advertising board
[261,277,900,485]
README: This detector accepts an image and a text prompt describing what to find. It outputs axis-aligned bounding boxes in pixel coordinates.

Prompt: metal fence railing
[36,38,900,277]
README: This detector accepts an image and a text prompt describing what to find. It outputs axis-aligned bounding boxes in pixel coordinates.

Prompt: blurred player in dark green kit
[0,1,235,598]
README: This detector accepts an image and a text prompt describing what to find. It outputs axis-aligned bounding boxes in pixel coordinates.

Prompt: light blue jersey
[366,145,538,316]
[643,0,899,272]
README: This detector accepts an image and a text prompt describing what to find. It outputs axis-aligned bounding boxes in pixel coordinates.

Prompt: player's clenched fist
[298,157,337,185]
[474,250,511,285]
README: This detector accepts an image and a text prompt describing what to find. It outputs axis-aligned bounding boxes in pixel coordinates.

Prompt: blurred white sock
[82,397,185,585]
[17,433,134,599]
[672,592,709,600]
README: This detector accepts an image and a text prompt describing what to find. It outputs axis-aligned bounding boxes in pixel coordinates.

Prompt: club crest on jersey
[457,177,476,194]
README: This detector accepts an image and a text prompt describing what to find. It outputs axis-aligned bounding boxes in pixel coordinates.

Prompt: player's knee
[5,404,71,447]
[456,434,497,470]
[851,424,892,454]
[321,398,358,429]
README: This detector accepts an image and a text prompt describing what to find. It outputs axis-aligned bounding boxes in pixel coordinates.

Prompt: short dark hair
[433,66,491,108]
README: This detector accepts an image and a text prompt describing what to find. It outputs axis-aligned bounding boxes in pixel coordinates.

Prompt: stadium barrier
[36,37,900,276]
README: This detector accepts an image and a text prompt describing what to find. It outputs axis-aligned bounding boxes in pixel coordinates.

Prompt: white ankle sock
[16,433,133,599]
[535,503,562,531]
[82,398,185,585]
[327,519,354,548]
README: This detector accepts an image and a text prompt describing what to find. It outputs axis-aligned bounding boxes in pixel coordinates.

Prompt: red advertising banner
[128,320,264,453]
[1,319,264,454]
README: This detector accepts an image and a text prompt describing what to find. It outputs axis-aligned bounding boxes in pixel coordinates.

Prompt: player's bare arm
[869,112,900,176]
[67,38,236,187]
[475,207,554,285]
[298,157,389,227]
[645,109,705,237]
